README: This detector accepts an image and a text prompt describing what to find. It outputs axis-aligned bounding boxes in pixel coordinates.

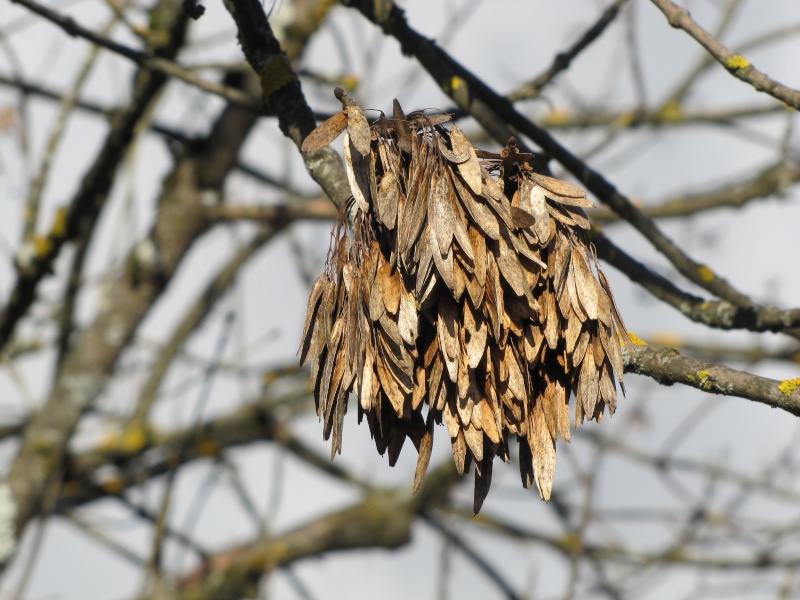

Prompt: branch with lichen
[592,231,800,333]
[222,0,352,208]
[341,0,761,311]
[624,338,800,417]
[1,27,262,568]
[649,0,800,111]
[58,380,361,510]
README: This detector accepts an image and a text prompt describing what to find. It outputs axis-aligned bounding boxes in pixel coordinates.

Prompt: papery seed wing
[571,249,599,321]
[446,178,475,263]
[429,169,454,256]
[597,266,632,349]
[451,171,500,240]
[496,233,534,303]
[510,206,536,229]
[529,172,593,207]
[452,430,469,475]
[437,134,470,164]
[529,404,556,501]
[343,132,371,212]
[463,300,488,369]
[481,400,501,444]
[392,99,413,154]
[578,344,600,418]
[368,274,386,321]
[412,425,433,494]
[529,184,552,245]
[299,273,329,365]
[376,168,400,230]
[468,225,487,288]
[301,112,347,152]
[412,364,427,411]
[452,127,483,196]
[437,294,460,383]
[346,105,372,157]
[408,111,452,128]
[398,289,419,346]
[464,422,483,462]
[377,262,401,315]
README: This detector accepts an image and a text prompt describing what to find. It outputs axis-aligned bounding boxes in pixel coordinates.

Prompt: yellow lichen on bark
[625,332,648,346]
[726,55,750,70]
[778,378,800,397]
[698,265,715,282]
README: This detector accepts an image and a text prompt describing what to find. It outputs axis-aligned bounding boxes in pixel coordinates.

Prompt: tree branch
[624,340,800,417]
[174,461,458,600]
[222,0,352,208]
[591,231,800,332]
[343,0,758,308]
[7,0,259,110]
[509,0,629,101]
[649,0,800,111]
[590,161,800,224]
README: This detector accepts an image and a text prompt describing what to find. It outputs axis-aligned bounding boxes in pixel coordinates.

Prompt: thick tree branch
[624,341,800,417]
[207,199,338,223]
[592,231,800,332]
[58,383,363,510]
[174,461,458,600]
[223,0,351,208]
[1,21,259,569]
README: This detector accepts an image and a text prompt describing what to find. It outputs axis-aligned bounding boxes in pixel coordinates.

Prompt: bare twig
[7,0,259,110]
[422,513,523,600]
[590,161,800,223]
[650,0,800,110]
[0,3,190,351]
[509,0,629,101]
[131,227,280,426]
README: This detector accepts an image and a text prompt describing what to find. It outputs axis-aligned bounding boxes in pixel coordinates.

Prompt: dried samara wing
[298,90,629,512]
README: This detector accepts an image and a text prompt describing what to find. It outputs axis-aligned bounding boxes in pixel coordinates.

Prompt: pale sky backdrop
[0,0,798,598]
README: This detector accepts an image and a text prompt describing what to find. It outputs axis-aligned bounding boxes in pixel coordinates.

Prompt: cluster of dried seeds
[299,88,630,511]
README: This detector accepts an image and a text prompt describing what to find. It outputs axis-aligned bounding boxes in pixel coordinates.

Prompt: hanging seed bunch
[299,88,630,512]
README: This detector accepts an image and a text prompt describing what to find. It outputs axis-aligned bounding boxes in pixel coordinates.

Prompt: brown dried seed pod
[298,89,630,512]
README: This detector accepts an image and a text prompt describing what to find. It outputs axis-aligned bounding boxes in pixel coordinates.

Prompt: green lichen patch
[260,55,297,102]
